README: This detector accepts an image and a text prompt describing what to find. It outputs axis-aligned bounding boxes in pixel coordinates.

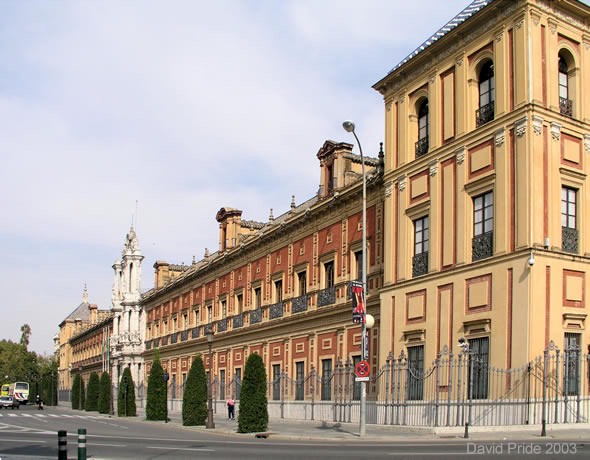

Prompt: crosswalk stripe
[35,414,47,417]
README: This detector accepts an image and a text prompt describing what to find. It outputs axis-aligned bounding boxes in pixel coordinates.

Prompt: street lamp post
[206,328,215,429]
[342,120,368,437]
[163,371,169,423]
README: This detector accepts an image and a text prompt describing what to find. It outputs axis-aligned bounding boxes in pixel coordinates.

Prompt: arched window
[476,61,494,127]
[559,55,572,116]
[415,99,429,156]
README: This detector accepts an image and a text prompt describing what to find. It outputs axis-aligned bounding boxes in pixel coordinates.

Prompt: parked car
[0,396,20,409]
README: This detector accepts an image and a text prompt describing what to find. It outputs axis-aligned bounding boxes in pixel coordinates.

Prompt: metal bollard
[77,428,87,460]
[58,430,67,460]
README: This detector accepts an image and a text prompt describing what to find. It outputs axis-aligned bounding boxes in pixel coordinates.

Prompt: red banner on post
[351,281,365,324]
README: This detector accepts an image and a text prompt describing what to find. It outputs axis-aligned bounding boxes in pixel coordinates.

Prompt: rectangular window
[163,321,168,335]
[172,317,177,333]
[234,368,242,399]
[295,361,305,401]
[194,309,200,327]
[274,279,283,303]
[354,250,363,282]
[468,337,489,400]
[321,359,332,401]
[474,192,493,236]
[236,293,243,314]
[297,271,307,296]
[220,369,226,400]
[412,216,429,277]
[564,332,581,396]
[183,313,188,330]
[207,305,212,324]
[414,216,429,254]
[324,261,335,288]
[221,299,227,319]
[272,364,281,401]
[561,187,578,253]
[472,192,494,261]
[562,187,576,229]
[407,345,424,400]
[254,286,262,308]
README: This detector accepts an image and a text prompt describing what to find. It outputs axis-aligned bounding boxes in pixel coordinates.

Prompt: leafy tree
[85,372,100,411]
[20,324,31,349]
[117,367,137,416]
[182,355,207,426]
[146,351,167,421]
[71,374,81,410]
[238,353,268,433]
[98,372,112,414]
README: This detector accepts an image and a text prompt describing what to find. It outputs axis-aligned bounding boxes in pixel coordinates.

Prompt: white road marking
[89,442,126,447]
[0,439,46,443]
[147,447,216,452]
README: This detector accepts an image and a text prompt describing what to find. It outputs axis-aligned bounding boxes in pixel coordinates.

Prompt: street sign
[354,360,370,378]
[355,376,370,382]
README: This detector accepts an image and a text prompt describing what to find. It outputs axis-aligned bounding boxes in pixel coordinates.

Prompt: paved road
[1,404,589,459]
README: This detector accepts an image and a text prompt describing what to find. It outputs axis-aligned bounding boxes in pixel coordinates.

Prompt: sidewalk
[136,407,590,442]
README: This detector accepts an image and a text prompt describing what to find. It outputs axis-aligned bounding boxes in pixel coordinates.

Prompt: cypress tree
[182,354,207,426]
[238,353,268,433]
[117,367,137,416]
[71,374,80,410]
[85,372,100,411]
[146,350,167,421]
[79,378,86,410]
[98,372,111,414]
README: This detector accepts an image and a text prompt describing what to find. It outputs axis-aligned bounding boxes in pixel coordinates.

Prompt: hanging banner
[351,281,366,324]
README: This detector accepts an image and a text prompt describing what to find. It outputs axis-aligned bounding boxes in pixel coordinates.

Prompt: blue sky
[0,0,521,354]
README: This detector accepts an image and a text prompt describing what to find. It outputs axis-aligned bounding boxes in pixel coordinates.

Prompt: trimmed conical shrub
[238,353,268,433]
[85,372,100,411]
[182,355,207,426]
[71,374,81,410]
[146,350,168,421]
[80,378,86,410]
[117,367,137,416]
[98,372,111,414]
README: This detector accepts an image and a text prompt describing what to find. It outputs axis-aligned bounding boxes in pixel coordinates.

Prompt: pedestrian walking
[226,398,235,420]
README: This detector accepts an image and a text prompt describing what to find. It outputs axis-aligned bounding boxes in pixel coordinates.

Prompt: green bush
[146,351,168,421]
[117,367,137,416]
[98,372,111,414]
[85,372,100,411]
[238,353,268,433]
[182,354,207,426]
[71,374,80,410]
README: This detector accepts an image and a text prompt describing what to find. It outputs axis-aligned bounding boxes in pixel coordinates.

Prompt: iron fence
[95,341,590,427]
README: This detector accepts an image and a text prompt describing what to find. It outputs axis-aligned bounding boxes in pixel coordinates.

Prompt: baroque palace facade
[374,0,590,379]
[57,0,590,423]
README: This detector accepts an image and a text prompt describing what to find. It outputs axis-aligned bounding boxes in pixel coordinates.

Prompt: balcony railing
[161,335,168,346]
[415,137,429,157]
[217,318,228,333]
[232,313,243,329]
[250,308,262,324]
[171,333,178,344]
[412,252,429,277]
[269,302,284,320]
[145,340,152,350]
[476,102,494,127]
[190,327,200,339]
[292,295,308,314]
[472,232,494,261]
[180,330,188,342]
[560,97,573,117]
[153,338,160,348]
[562,227,578,253]
[317,286,336,307]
